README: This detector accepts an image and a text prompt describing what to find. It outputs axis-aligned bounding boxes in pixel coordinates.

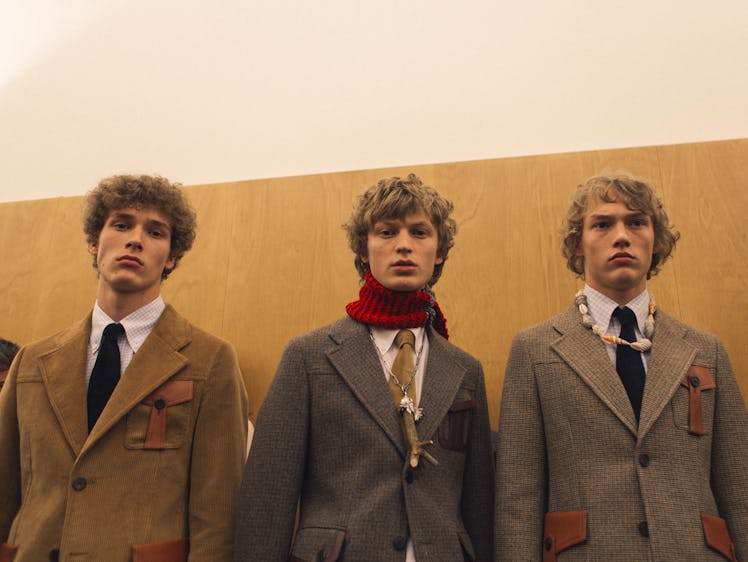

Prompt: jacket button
[154,398,166,410]
[690,375,701,387]
[639,521,649,538]
[392,536,407,551]
[49,549,60,562]
[71,477,87,491]
[544,537,553,551]
[405,468,414,484]
[639,453,650,468]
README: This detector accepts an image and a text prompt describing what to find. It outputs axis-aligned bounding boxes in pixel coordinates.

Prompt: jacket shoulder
[513,306,576,343]
[19,315,90,358]
[430,329,483,370]
[157,305,235,352]
[656,310,721,345]
[285,316,363,349]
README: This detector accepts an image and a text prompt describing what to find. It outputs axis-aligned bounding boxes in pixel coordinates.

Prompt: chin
[385,282,421,292]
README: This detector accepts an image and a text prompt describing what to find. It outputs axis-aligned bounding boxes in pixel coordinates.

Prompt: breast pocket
[438,395,476,453]
[125,380,195,449]
[671,366,715,436]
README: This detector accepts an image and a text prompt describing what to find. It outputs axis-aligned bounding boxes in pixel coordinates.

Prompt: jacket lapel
[637,312,696,444]
[325,318,407,456]
[551,306,639,435]
[38,316,92,456]
[416,330,468,442]
[83,305,191,453]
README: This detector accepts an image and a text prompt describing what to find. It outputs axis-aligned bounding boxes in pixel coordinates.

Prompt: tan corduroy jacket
[0,305,248,562]
[495,305,748,561]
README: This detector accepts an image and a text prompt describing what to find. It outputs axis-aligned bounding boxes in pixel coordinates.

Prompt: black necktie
[612,307,646,421]
[87,323,125,431]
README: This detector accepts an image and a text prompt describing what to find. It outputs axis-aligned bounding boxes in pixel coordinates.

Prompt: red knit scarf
[346,270,449,339]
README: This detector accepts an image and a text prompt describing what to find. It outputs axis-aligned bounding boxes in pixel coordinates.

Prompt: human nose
[126,226,144,250]
[612,221,630,247]
[394,231,413,253]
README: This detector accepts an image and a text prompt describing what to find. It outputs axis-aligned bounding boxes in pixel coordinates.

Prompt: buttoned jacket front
[235,316,494,562]
[0,305,248,562]
[495,305,748,561]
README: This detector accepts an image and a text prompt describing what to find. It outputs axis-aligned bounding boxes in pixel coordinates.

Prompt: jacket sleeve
[187,340,248,562]
[460,362,495,561]
[0,349,22,541]
[710,339,748,561]
[234,339,309,562]
[494,333,547,561]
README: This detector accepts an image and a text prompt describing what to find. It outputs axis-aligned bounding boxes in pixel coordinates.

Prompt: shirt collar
[90,296,165,353]
[369,325,426,355]
[583,285,650,334]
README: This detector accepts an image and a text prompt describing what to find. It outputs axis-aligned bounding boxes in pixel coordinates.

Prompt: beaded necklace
[575,290,655,352]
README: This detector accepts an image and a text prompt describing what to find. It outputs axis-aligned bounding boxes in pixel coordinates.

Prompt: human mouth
[391,260,417,271]
[117,255,144,267]
[609,252,634,264]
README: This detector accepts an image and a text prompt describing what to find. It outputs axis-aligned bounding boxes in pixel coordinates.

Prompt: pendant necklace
[369,329,426,421]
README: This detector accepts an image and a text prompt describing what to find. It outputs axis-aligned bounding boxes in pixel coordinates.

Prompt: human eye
[590,220,610,230]
[374,223,396,237]
[629,217,649,228]
[412,226,431,238]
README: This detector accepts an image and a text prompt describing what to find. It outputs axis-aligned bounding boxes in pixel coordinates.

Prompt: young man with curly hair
[235,174,493,561]
[0,175,248,562]
[495,173,748,561]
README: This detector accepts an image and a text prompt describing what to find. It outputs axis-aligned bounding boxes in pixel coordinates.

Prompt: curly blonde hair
[343,174,457,287]
[83,175,197,279]
[561,172,679,279]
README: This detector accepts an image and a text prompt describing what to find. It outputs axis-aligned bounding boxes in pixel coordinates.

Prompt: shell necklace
[575,290,655,352]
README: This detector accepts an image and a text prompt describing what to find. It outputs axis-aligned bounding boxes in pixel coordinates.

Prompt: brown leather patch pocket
[289,528,345,562]
[132,538,189,562]
[542,510,587,562]
[679,366,716,436]
[438,398,476,452]
[701,513,737,561]
[0,543,17,562]
[125,380,194,450]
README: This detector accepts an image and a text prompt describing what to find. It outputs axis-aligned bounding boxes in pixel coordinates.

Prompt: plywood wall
[1,139,746,428]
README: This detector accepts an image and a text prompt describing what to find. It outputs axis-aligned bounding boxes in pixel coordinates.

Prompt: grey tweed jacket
[495,305,748,561]
[235,316,494,562]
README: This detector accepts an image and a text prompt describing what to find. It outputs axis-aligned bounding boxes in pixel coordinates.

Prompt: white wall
[1,0,746,203]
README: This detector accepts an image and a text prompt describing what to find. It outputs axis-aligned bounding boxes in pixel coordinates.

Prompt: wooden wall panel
[656,140,748,399]
[0,139,745,428]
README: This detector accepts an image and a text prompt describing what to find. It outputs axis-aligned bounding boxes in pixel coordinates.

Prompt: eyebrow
[587,210,649,220]
[109,212,171,231]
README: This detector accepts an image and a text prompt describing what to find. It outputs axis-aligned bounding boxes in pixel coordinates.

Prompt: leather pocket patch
[679,366,716,436]
[125,380,194,450]
[132,538,189,562]
[438,398,476,452]
[701,513,737,561]
[0,543,18,562]
[542,510,587,562]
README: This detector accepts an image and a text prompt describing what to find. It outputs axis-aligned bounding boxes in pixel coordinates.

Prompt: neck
[587,283,647,307]
[96,285,160,322]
